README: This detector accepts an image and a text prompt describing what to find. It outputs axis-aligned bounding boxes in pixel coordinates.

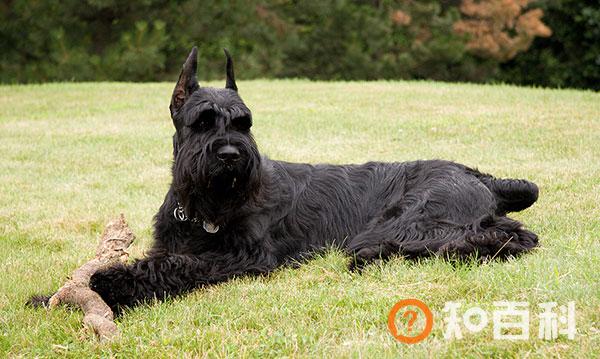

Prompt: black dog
[51,48,541,312]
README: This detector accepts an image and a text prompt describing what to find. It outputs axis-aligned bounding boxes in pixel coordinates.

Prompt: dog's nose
[217,145,240,163]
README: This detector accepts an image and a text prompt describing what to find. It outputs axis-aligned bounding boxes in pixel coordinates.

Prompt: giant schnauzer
[48,48,541,312]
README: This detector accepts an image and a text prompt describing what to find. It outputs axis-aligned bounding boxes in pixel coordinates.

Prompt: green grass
[1,80,599,358]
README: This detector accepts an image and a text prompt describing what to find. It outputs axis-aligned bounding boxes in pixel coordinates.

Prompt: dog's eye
[231,115,252,131]
[190,109,216,132]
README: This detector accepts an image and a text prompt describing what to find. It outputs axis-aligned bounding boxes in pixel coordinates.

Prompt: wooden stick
[48,214,135,341]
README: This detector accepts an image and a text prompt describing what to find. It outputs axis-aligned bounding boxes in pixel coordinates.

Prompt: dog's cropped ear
[223,48,237,92]
[170,47,200,117]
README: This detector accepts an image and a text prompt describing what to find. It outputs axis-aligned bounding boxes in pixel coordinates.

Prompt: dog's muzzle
[217,145,240,164]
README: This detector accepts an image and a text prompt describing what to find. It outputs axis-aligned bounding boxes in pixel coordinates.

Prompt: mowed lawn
[0,81,598,358]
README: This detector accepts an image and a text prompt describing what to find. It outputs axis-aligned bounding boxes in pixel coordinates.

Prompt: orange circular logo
[388,298,434,344]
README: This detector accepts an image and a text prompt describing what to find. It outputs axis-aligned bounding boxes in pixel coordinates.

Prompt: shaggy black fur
[39,48,541,312]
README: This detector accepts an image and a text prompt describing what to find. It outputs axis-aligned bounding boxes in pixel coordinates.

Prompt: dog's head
[169,47,261,225]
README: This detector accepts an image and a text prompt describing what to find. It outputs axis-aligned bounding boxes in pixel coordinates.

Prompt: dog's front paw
[26,294,52,308]
[89,265,135,314]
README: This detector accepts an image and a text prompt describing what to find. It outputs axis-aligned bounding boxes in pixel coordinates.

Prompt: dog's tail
[472,172,539,215]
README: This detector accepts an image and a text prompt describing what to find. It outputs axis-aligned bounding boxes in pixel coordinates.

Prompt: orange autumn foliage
[454,0,552,61]
[391,10,412,26]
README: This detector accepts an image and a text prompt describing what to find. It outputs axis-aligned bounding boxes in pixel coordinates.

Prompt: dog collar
[173,202,220,233]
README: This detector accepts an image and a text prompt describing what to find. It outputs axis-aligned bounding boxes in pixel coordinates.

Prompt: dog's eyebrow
[189,105,209,116]
[187,99,250,124]
[228,106,251,120]
[185,104,219,127]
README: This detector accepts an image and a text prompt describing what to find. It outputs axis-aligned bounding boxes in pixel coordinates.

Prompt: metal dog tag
[174,206,187,221]
[203,220,220,233]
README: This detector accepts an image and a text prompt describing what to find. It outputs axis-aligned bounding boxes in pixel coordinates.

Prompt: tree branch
[48,214,135,341]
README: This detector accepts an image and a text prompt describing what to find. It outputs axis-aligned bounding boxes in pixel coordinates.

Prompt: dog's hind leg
[435,215,538,260]
[347,214,452,271]
[347,214,538,271]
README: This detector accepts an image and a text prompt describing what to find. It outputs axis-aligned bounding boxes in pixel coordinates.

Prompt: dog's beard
[206,162,244,194]
[173,154,259,226]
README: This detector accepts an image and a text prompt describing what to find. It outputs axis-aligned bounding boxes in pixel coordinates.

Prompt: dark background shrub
[0,0,597,90]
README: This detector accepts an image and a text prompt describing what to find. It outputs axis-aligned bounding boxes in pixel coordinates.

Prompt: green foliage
[0,0,597,89]
[0,0,172,82]
[274,0,488,81]
[0,0,485,83]
[499,0,600,90]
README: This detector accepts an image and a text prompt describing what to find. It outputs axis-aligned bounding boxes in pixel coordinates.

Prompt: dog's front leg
[89,251,273,313]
